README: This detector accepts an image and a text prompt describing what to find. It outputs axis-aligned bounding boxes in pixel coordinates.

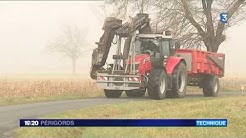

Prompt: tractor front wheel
[166,62,187,98]
[104,90,123,98]
[147,69,168,100]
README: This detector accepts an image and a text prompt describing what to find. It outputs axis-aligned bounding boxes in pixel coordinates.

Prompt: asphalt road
[0,92,244,138]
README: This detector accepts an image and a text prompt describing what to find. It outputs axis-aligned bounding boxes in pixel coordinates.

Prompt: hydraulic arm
[90,13,151,79]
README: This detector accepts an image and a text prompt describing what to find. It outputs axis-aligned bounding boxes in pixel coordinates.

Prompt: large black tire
[147,69,168,100]
[125,90,145,97]
[166,62,187,98]
[104,90,123,98]
[202,75,219,97]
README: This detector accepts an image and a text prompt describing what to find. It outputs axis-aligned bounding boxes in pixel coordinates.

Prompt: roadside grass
[15,95,246,138]
[221,86,241,92]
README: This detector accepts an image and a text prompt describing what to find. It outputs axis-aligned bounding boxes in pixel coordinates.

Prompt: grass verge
[15,95,246,138]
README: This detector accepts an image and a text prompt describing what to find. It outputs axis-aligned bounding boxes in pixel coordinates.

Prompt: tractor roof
[137,34,172,39]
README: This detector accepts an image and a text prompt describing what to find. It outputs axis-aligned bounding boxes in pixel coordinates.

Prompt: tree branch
[180,0,206,37]
[216,0,245,41]
[202,0,215,37]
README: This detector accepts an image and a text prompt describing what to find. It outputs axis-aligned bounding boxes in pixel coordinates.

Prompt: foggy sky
[0,1,245,77]
[0,1,103,75]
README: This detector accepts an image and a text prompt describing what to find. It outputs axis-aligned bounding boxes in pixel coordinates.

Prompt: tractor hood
[126,54,152,75]
[127,54,150,64]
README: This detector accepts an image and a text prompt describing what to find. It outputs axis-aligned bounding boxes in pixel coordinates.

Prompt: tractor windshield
[135,38,160,55]
[135,38,171,56]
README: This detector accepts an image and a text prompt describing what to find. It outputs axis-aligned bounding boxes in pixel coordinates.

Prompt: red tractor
[91,13,225,100]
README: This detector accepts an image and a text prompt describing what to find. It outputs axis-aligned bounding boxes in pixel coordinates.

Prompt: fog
[0,1,245,77]
[0,1,103,75]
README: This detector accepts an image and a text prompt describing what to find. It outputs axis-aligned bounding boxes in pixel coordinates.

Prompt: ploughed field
[0,74,102,105]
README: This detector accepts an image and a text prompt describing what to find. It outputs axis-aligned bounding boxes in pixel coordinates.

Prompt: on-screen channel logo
[220,13,228,23]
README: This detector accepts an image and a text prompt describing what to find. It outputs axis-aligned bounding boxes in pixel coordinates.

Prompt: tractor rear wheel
[166,62,187,98]
[125,90,145,97]
[104,90,123,98]
[147,69,168,100]
[202,75,219,97]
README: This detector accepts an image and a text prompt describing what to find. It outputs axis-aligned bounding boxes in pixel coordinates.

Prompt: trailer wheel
[202,75,219,97]
[147,69,167,100]
[125,90,145,97]
[104,90,123,98]
[166,62,187,98]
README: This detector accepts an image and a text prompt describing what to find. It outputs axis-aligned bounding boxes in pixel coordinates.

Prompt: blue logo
[196,119,227,127]
[220,13,228,23]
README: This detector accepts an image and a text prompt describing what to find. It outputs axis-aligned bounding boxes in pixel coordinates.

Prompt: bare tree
[48,25,88,74]
[104,0,246,52]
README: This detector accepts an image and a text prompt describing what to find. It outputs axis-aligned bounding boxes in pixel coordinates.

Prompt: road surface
[0,92,243,138]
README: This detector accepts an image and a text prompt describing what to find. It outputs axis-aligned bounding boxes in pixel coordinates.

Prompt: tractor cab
[135,33,174,58]
[129,32,179,69]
